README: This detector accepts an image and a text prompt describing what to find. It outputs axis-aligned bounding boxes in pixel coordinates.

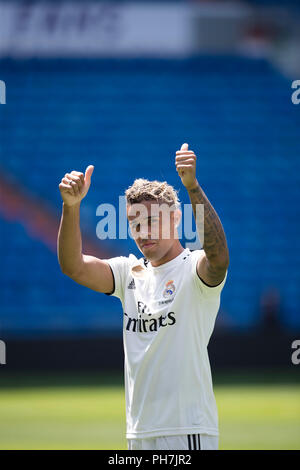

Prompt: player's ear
[174,208,182,228]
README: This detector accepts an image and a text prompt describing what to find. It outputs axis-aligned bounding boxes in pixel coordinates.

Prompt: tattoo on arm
[188,181,229,277]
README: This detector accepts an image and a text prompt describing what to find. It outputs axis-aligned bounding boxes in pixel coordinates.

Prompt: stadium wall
[0,329,297,372]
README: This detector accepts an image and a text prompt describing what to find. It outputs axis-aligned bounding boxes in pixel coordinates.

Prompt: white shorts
[127,434,218,450]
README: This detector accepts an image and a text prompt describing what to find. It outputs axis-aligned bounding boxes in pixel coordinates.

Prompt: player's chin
[140,241,158,256]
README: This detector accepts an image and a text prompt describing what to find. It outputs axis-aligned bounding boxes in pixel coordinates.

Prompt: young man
[57,143,229,450]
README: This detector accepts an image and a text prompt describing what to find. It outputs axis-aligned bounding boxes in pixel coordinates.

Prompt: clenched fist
[59,165,94,207]
[175,143,197,190]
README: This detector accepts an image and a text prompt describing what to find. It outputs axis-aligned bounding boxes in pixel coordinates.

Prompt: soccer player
[57,143,229,450]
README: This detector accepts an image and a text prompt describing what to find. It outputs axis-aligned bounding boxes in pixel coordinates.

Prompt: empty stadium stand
[0,56,299,336]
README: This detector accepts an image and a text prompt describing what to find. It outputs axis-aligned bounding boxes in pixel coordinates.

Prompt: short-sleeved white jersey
[105,247,227,439]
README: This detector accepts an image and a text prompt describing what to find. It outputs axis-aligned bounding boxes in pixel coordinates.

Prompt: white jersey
[105,248,227,439]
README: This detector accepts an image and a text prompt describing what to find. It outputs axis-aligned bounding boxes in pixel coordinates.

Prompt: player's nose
[139,225,150,240]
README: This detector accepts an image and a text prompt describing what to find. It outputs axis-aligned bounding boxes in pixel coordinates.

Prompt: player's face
[127,200,179,263]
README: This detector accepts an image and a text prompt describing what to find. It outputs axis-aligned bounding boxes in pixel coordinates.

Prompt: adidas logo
[127,279,136,290]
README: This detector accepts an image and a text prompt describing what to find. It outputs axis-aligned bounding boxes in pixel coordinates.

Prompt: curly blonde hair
[125,178,180,209]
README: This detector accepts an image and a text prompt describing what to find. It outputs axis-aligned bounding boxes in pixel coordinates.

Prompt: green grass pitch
[0,370,299,450]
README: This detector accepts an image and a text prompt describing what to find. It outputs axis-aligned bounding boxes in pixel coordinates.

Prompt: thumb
[180,143,189,151]
[85,165,94,184]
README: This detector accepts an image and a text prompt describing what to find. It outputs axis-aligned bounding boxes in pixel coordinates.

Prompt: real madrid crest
[163,280,176,298]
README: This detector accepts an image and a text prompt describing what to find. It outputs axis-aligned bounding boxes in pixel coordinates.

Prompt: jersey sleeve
[103,255,130,301]
[190,249,228,297]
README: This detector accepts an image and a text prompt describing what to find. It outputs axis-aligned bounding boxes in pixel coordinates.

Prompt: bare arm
[57,167,114,294]
[176,143,229,286]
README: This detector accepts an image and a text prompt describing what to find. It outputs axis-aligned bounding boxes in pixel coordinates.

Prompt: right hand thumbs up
[59,165,94,207]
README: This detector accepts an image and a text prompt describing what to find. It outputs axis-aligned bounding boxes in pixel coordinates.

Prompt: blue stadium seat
[0,56,299,335]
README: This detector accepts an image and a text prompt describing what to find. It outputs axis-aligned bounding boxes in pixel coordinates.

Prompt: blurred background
[0,0,299,450]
